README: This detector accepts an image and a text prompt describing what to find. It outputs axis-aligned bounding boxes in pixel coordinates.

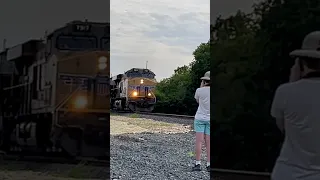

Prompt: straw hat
[200,71,210,80]
[290,31,320,59]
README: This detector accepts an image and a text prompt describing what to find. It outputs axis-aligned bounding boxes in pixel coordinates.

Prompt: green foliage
[129,113,140,118]
[211,0,320,172]
[154,43,210,115]
[154,0,320,172]
[154,65,195,114]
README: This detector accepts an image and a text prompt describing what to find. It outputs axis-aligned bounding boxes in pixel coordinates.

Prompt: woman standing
[192,71,211,172]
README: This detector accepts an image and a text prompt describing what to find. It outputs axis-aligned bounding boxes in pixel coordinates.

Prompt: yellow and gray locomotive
[0,20,109,159]
[110,68,157,112]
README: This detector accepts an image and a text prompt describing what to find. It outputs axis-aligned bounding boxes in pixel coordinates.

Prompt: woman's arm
[194,88,199,103]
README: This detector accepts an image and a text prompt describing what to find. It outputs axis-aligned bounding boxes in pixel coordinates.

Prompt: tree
[154,42,210,115]
[154,65,192,114]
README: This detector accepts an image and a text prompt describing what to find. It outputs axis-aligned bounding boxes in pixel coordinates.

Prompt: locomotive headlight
[98,56,107,63]
[74,96,88,109]
[140,79,144,84]
[98,63,107,70]
[133,91,138,96]
[148,93,151,96]
[98,56,107,70]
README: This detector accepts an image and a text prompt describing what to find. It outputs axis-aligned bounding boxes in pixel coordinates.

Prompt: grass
[65,161,91,178]
[110,112,119,116]
[110,114,192,135]
[128,113,140,118]
[0,160,104,179]
[126,118,173,129]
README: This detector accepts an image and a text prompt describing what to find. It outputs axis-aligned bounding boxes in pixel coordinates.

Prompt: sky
[0,0,256,80]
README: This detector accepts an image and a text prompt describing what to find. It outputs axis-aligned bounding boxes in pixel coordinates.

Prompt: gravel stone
[110,115,210,180]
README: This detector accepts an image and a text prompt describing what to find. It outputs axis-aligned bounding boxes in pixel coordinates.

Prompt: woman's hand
[200,80,205,87]
[289,58,302,82]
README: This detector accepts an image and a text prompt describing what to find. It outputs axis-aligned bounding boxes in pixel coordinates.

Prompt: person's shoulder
[196,87,210,92]
[274,82,303,99]
[276,82,298,92]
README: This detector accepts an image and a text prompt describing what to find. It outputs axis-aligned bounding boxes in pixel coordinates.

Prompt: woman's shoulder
[197,87,210,90]
[196,87,210,93]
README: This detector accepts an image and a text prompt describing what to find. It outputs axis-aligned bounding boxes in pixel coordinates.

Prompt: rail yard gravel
[110,115,210,180]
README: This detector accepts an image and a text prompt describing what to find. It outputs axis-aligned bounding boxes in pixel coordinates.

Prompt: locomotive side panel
[55,51,110,112]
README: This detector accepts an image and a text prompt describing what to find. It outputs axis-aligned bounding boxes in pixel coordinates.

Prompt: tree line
[154,0,320,172]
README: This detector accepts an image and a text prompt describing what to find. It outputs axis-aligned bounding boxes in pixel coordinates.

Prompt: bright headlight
[98,56,107,70]
[148,93,151,96]
[98,56,107,63]
[98,63,107,70]
[74,96,88,109]
[133,91,138,96]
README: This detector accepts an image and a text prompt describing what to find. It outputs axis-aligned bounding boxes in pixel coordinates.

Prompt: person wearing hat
[271,31,320,180]
[192,71,211,172]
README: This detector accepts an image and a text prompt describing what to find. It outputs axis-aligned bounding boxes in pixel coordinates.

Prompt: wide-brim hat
[290,31,320,59]
[200,71,210,80]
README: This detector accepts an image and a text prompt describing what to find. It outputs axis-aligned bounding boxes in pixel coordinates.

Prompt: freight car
[110,68,157,112]
[0,20,110,159]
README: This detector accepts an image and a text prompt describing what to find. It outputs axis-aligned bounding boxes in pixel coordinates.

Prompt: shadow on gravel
[114,135,145,143]
[0,161,109,179]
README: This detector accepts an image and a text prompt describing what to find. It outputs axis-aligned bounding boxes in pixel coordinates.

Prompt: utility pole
[145,61,148,69]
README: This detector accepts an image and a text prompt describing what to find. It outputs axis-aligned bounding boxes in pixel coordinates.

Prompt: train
[110,68,157,112]
[0,20,110,159]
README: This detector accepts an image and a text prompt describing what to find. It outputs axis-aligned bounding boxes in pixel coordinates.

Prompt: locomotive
[110,68,157,112]
[0,20,110,159]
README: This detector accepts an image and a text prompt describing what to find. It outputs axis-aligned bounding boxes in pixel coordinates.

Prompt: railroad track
[112,110,194,120]
[135,112,195,119]
[111,110,194,118]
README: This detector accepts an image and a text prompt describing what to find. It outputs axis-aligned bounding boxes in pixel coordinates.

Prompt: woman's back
[195,87,210,121]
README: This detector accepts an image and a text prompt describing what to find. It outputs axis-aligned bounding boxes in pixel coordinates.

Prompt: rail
[2,82,31,90]
[135,112,195,119]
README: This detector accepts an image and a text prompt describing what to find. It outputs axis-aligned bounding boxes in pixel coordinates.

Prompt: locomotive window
[142,72,155,78]
[56,36,97,51]
[100,37,110,51]
[126,72,142,78]
[126,71,155,78]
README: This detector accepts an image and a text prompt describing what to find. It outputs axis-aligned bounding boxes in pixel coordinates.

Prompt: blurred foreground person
[271,31,320,180]
[192,71,211,172]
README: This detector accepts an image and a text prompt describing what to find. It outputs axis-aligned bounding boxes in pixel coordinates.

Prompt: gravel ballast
[110,115,210,180]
